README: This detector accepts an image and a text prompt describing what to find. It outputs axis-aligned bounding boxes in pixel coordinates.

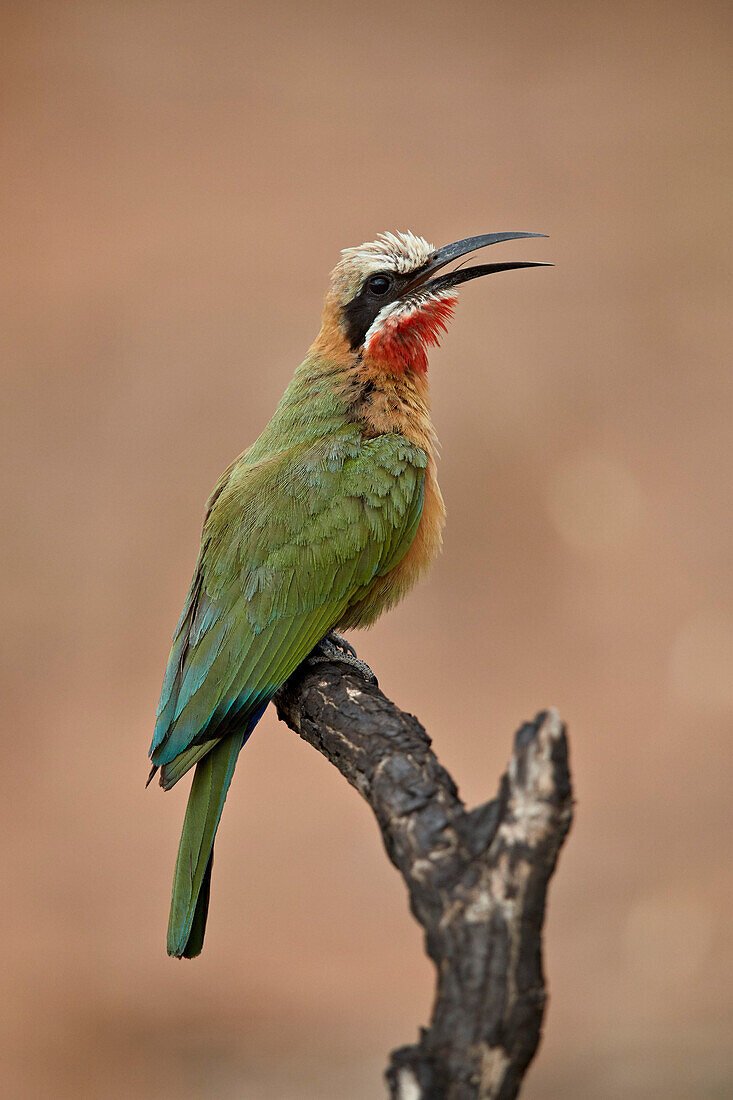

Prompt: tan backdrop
[2,2,731,1096]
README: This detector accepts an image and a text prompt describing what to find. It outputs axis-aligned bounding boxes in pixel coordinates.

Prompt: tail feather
[166,729,246,958]
[178,851,213,959]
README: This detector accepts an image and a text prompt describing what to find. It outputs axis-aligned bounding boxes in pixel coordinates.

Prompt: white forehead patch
[334,231,434,293]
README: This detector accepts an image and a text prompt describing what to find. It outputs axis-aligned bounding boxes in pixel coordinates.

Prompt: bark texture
[274,654,573,1100]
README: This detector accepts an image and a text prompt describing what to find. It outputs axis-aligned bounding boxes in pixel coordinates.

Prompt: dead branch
[273,654,572,1100]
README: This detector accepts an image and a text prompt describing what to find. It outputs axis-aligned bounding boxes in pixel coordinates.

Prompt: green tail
[167,729,246,958]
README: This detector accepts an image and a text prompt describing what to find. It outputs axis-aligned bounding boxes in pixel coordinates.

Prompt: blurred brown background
[2,1,731,1097]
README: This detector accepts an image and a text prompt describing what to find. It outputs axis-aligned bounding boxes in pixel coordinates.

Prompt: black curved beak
[402,231,551,296]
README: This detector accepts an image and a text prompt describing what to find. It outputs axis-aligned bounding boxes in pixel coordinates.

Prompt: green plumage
[151,352,427,957]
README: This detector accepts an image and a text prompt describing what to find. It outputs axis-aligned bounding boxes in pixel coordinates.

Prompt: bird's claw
[309,631,378,686]
[325,630,358,659]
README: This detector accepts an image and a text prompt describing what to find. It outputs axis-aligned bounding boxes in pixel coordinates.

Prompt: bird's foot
[308,631,378,686]
[325,630,358,659]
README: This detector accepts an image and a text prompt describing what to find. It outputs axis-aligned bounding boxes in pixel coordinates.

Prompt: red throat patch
[365,293,458,374]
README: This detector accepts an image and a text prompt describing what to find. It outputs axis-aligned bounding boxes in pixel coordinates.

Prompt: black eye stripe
[342,269,410,349]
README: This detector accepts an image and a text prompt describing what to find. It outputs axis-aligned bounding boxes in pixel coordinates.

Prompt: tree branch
[273,655,573,1100]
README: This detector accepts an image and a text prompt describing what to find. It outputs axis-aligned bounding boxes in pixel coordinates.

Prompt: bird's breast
[337,454,445,631]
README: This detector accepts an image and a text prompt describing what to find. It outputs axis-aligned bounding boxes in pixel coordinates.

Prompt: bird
[150,229,548,958]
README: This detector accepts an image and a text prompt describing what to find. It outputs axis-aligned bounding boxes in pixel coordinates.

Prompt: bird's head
[319,230,548,374]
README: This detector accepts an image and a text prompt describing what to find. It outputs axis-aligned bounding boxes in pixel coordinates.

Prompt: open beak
[402,231,551,297]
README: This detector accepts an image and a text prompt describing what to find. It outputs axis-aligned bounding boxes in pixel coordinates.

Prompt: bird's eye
[367,274,392,296]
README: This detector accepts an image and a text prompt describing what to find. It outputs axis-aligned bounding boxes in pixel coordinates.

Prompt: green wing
[150,430,426,783]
